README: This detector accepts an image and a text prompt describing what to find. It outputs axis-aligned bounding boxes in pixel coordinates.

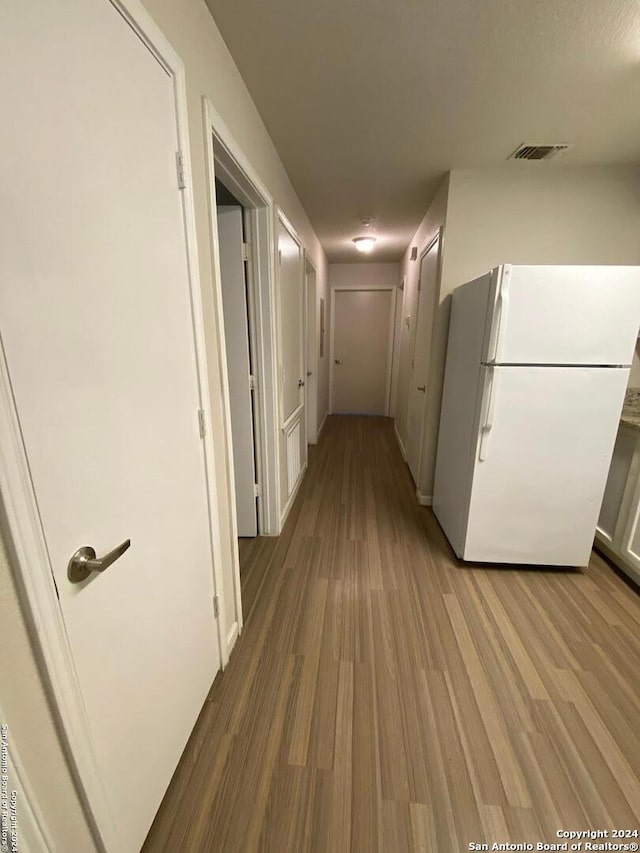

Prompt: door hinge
[254,483,261,498]
[198,408,206,438]
[213,594,220,618]
[176,151,187,190]
[242,242,251,262]
[249,374,256,391]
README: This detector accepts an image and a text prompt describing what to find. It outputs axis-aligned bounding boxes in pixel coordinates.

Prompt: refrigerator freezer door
[487,265,640,367]
[462,365,629,566]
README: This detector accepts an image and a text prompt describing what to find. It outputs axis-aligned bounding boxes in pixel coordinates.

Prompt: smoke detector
[508,143,571,162]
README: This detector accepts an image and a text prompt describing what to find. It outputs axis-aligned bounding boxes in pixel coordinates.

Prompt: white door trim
[203,97,281,547]
[0,3,226,850]
[329,284,398,416]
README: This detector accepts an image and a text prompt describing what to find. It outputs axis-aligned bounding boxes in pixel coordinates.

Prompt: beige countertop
[621,387,640,432]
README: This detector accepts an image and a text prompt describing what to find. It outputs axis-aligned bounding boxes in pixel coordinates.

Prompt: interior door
[464,366,629,565]
[278,220,305,423]
[217,206,258,537]
[405,237,440,483]
[305,267,318,443]
[0,2,221,850]
[332,289,394,415]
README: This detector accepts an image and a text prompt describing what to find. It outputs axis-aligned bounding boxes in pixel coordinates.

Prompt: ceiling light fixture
[353,236,376,253]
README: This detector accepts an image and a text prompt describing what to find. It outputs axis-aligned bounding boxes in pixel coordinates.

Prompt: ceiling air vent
[509,143,571,161]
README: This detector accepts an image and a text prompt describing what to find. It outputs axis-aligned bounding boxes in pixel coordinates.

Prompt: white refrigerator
[432,265,640,567]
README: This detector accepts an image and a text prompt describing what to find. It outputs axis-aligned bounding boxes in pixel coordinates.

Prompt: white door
[278,220,305,422]
[278,219,306,496]
[464,366,629,565]
[0,3,221,850]
[406,238,440,483]
[305,267,318,443]
[487,265,640,366]
[332,289,394,415]
[217,206,258,537]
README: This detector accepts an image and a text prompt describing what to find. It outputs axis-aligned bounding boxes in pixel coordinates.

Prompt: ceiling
[205,0,640,262]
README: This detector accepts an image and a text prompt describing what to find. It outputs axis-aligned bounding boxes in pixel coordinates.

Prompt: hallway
[143,415,640,852]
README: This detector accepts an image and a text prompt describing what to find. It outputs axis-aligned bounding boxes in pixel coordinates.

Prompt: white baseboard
[226,620,239,657]
[394,421,406,458]
[416,490,432,506]
[316,410,328,441]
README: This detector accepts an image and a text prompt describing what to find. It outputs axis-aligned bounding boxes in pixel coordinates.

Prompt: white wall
[405,165,640,500]
[329,262,400,291]
[1,0,327,845]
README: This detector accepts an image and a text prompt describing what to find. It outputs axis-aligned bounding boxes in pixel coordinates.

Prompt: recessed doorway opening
[204,98,282,659]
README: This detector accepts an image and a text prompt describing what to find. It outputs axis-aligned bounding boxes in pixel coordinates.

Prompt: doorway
[215,178,259,538]
[205,103,280,538]
[405,232,441,489]
[330,287,396,415]
[203,101,284,664]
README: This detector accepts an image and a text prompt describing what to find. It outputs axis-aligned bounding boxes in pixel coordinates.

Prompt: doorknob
[298,379,305,387]
[417,385,426,392]
[334,358,343,365]
[68,539,131,584]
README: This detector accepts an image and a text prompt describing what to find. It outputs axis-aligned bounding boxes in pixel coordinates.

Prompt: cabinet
[595,422,640,585]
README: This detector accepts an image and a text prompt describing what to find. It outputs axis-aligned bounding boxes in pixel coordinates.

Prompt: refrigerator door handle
[488,268,511,363]
[478,366,498,461]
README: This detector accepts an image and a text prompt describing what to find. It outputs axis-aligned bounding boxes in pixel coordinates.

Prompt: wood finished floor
[143,415,640,852]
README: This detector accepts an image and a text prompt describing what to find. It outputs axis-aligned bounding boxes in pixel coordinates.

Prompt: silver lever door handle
[417,385,426,392]
[334,358,343,364]
[68,539,131,584]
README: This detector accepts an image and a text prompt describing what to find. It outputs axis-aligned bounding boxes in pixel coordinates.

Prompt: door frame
[304,253,318,444]
[0,3,226,851]
[407,229,442,497]
[329,284,398,415]
[204,98,281,549]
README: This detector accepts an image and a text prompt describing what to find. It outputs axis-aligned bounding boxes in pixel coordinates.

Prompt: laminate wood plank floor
[143,415,640,852]
[238,536,277,624]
